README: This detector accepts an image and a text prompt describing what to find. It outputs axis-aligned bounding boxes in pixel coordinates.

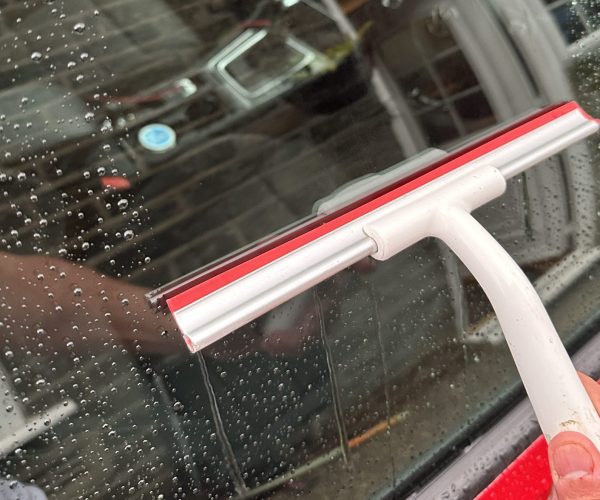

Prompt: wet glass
[0,0,599,499]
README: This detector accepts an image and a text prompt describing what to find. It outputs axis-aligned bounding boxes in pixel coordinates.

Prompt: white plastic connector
[364,165,506,260]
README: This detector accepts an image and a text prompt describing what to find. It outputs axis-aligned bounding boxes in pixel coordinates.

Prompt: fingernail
[552,443,594,478]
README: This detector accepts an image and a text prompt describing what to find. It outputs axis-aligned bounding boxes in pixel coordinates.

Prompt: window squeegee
[150,101,600,450]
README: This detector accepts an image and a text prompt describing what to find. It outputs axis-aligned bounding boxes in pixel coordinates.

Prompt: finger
[548,431,600,500]
[578,372,600,414]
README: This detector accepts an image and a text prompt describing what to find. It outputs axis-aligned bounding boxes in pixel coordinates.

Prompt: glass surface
[0,0,599,499]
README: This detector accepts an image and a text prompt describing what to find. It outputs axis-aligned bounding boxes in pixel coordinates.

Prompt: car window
[1,1,599,498]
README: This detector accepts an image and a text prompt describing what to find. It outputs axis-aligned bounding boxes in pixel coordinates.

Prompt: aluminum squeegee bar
[166,102,599,352]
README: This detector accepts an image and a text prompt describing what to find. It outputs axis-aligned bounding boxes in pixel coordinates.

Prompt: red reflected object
[101,176,131,190]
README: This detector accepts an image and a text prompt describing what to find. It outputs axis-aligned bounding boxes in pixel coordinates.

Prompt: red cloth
[477,378,600,499]
[475,435,552,500]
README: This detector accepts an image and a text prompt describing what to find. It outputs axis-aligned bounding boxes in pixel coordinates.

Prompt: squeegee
[149,101,600,450]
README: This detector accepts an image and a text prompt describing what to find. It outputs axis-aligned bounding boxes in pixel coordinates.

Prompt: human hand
[548,372,600,500]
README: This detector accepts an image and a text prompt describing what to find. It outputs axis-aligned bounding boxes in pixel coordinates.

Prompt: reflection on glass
[224,32,307,95]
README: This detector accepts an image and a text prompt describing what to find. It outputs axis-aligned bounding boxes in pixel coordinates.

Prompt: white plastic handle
[434,206,600,448]
[365,165,600,448]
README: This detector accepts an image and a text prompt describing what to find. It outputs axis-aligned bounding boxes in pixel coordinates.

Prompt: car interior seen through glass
[1,1,600,499]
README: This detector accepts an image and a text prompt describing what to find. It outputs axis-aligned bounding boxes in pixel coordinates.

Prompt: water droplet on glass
[84,112,94,122]
[73,22,86,34]
[117,199,128,210]
[123,230,134,240]
[30,51,42,62]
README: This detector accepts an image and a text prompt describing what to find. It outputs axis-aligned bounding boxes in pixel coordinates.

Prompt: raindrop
[73,22,86,34]
[117,199,128,210]
[30,51,42,62]
[123,230,134,240]
[84,112,95,123]
[16,172,26,182]
[4,350,14,360]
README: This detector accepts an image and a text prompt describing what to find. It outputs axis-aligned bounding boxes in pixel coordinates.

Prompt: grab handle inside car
[151,101,600,449]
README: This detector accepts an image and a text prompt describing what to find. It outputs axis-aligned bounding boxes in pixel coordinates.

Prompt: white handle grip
[433,206,600,448]
[364,165,600,449]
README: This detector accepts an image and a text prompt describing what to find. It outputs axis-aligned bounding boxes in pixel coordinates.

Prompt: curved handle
[432,205,600,449]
